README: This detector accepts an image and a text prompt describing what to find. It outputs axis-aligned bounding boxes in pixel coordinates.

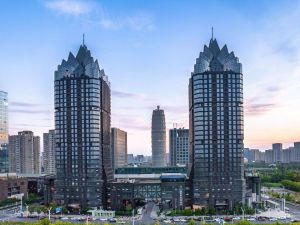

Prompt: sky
[1,0,300,155]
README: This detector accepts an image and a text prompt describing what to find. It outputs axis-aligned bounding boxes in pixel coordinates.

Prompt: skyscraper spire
[83,33,85,46]
[211,26,214,40]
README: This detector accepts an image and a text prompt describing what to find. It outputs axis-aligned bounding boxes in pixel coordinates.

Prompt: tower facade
[0,91,8,145]
[189,37,245,209]
[43,130,56,174]
[54,43,112,208]
[111,128,127,170]
[151,106,166,167]
[169,128,189,166]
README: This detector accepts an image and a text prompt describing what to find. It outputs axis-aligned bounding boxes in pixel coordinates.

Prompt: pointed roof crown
[193,37,242,74]
[55,44,109,83]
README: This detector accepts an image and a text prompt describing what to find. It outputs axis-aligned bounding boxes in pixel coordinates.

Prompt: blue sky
[1,0,300,154]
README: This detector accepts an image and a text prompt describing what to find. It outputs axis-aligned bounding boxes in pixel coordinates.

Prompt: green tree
[188,219,196,225]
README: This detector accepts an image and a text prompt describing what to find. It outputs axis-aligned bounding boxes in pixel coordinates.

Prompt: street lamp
[241,207,245,221]
[282,186,285,214]
[48,207,52,220]
[132,208,135,225]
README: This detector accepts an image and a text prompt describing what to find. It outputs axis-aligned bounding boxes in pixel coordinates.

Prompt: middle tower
[151,106,166,167]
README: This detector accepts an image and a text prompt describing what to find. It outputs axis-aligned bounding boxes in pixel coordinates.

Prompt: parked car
[269,217,278,221]
[247,217,256,221]
[224,217,232,222]
[232,217,241,221]
[108,218,117,223]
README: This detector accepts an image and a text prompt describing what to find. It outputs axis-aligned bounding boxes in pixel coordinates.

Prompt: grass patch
[263,182,282,188]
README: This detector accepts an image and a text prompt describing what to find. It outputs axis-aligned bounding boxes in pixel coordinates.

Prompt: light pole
[48,207,51,220]
[25,204,29,217]
[20,195,23,214]
[282,186,285,214]
[241,207,245,221]
[132,208,135,225]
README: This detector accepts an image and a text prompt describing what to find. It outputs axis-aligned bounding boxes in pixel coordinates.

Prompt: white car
[163,219,172,223]
[279,217,286,220]
[247,218,256,221]
[232,217,241,221]
[61,217,69,220]
[214,218,221,222]
[270,218,278,221]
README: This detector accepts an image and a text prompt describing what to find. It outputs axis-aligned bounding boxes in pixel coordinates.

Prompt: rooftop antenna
[211,26,214,40]
[82,33,85,46]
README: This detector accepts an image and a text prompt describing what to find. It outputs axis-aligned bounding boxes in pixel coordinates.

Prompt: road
[271,198,300,219]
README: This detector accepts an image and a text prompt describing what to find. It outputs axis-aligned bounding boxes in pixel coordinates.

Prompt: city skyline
[1,0,300,155]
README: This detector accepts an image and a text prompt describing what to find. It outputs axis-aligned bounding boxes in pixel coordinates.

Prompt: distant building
[272,143,282,163]
[165,152,170,166]
[0,144,8,173]
[189,37,245,209]
[43,130,56,174]
[265,149,274,164]
[127,154,134,164]
[8,131,40,174]
[169,128,189,166]
[111,128,127,170]
[293,142,300,162]
[282,148,292,163]
[151,106,166,167]
[244,148,254,162]
[136,155,145,163]
[33,136,40,174]
[253,149,265,162]
[0,91,8,146]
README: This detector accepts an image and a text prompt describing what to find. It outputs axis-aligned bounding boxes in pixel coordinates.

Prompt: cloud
[13,123,52,128]
[99,12,154,31]
[42,1,154,32]
[266,86,281,93]
[9,109,52,115]
[10,101,43,107]
[164,105,188,114]
[245,103,277,116]
[112,113,150,131]
[245,83,282,116]
[112,90,145,99]
[44,0,92,16]
[9,101,52,115]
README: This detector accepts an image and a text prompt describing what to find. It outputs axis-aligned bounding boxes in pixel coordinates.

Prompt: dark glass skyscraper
[54,43,112,208]
[151,106,166,167]
[189,37,245,209]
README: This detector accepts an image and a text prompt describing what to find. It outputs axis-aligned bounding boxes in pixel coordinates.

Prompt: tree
[188,219,196,225]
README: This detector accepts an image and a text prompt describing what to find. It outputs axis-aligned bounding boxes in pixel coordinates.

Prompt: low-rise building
[0,174,28,201]
[110,167,189,210]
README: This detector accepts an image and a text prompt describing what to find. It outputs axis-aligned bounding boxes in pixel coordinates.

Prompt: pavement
[140,202,158,223]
